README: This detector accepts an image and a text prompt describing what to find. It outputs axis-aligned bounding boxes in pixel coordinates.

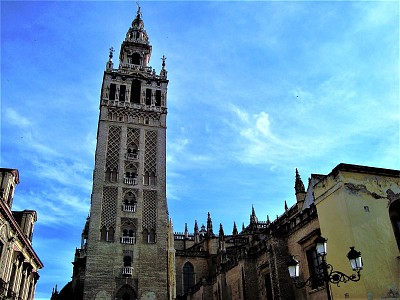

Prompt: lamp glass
[347,247,363,270]
[315,236,327,256]
[287,256,300,278]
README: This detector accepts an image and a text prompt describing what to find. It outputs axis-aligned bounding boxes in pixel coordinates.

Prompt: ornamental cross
[161,55,167,68]
[109,47,115,59]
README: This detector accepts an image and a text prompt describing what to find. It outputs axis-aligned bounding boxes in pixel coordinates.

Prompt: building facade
[174,164,400,300]
[0,168,43,300]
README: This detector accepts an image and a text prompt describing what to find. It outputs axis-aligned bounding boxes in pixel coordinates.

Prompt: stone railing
[122,204,136,212]
[122,266,133,276]
[120,237,135,244]
[124,177,137,185]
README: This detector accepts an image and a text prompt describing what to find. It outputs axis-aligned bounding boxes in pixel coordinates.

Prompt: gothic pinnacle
[295,168,306,194]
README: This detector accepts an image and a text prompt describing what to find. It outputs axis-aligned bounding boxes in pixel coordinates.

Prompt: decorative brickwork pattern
[142,190,157,231]
[106,126,121,170]
[101,186,117,228]
[144,130,157,174]
[127,127,140,148]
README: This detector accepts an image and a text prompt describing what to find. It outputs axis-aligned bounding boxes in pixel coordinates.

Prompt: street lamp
[287,236,363,300]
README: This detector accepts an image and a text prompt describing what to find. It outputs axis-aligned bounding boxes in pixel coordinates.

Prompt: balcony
[124,177,137,185]
[122,266,133,276]
[120,236,135,244]
[122,204,136,213]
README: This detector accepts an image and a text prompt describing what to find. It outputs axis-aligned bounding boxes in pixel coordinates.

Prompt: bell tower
[83,6,169,300]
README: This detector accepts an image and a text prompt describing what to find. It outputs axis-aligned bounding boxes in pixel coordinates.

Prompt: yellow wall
[314,169,400,299]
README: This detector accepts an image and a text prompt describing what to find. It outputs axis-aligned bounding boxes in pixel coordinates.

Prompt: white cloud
[5,108,32,128]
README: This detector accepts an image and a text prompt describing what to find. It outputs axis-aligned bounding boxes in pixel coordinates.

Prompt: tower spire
[207,212,214,237]
[232,222,238,235]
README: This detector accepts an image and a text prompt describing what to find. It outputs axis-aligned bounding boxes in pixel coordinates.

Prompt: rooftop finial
[295,168,306,194]
[109,47,114,60]
[136,1,142,18]
[161,55,167,70]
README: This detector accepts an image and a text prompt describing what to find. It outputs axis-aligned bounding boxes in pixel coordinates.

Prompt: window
[119,85,126,101]
[264,273,273,300]
[109,84,116,100]
[183,262,195,294]
[389,199,400,251]
[0,241,3,261]
[142,229,148,244]
[306,247,323,289]
[100,226,107,241]
[149,172,156,185]
[131,53,141,65]
[127,144,138,159]
[148,229,156,243]
[155,90,161,106]
[123,192,136,212]
[124,255,132,267]
[124,165,137,185]
[106,167,117,182]
[130,80,141,104]
[144,172,149,185]
[108,227,115,242]
[146,89,152,105]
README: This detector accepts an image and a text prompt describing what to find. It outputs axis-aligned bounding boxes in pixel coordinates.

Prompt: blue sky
[1,1,399,299]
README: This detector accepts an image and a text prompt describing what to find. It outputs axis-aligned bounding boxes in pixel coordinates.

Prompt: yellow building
[0,168,43,300]
[314,164,400,299]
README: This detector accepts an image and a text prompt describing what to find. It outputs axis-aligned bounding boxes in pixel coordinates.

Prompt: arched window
[124,256,132,267]
[183,262,195,294]
[108,227,115,242]
[144,172,150,185]
[150,172,156,185]
[109,83,116,100]
[155,90,161,107]
[389,199,400,251]
[123,192,137,212]
[100,226,107,241]
[149,229,156,243]
[124,165,137,185]
[127,144,138,159]
[130,80,141,104]
[131,53,141,65]
[142,229,148,244]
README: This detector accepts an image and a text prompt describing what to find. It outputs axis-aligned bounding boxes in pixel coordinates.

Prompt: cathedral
[50,6,400,300]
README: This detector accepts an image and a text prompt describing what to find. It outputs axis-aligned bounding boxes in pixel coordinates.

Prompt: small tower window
[148,229,156,243]
[146,89,152,106]
[155,90,161,107]
[131,53,141,65]
[142,229,148,243]
[131,80,141,104]
[109,83,116,100]
[119,85,126,101]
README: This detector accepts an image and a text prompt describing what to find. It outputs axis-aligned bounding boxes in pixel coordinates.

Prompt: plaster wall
[314,170,400,299]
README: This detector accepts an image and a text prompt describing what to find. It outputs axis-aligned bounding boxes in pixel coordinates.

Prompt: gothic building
[0,168,43,300]
[173,164,400,300]
[51,6,400,300]
[52,6,170,300]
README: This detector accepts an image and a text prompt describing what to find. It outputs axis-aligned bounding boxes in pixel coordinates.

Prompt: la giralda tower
[83,6,169,300]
